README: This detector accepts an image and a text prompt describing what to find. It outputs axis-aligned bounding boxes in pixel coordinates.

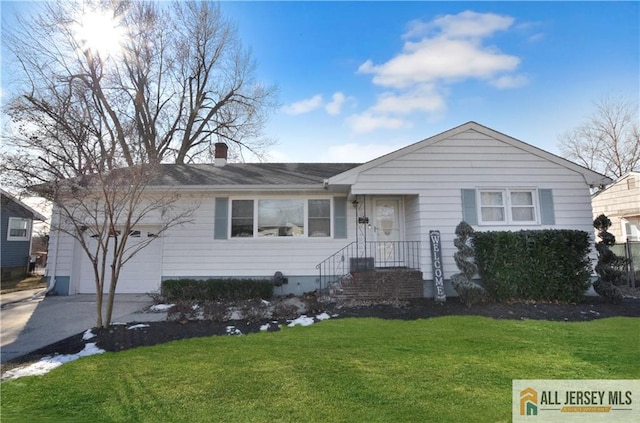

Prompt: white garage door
[78,229,162,294]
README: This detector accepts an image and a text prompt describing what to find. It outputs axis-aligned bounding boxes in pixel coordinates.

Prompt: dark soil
[4,294,640,370]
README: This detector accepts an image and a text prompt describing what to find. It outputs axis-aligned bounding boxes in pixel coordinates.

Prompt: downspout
[33,208,59,298]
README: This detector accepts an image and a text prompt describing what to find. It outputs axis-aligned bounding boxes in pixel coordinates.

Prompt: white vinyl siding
[347,129,595,281]
[162,194,352,280]
[592,172,640,241]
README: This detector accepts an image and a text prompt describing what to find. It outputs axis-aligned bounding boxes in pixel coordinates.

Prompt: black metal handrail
[316,241,421,293]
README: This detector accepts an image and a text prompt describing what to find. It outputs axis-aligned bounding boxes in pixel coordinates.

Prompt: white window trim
[7,217,32,241]
[229,197,334,239]
[477,188,539,226]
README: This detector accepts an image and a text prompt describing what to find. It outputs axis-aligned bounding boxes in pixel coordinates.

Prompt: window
[230,198,332,238]
[480,191,505,222]
[258,199,304,237]
[231,200,254,237]
[308,199,330,237]
[7,217,32,241]
[478,189,538,224]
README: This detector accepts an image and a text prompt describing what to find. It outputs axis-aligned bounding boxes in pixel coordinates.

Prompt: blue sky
[219,1,639,163]
[2,1,638,164]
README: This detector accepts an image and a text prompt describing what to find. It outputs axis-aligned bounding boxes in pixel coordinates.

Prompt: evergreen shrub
[161,278,274,301]
[592,214,626,303]
[472,229,591,302]
[450,221,486,307]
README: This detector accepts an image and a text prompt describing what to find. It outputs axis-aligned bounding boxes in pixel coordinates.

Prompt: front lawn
[0,275,45,294]
[2,316,638,422]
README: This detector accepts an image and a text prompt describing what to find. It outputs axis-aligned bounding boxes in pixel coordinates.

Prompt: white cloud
[282,95,323,115]
[358,35,520,88]
[404,10,514,40]
[528,33,544,43]
[372,87,445,115]
[490,74,529,89]
[325,92,347,115]
[352,10,527,133]
[345,112,410,134]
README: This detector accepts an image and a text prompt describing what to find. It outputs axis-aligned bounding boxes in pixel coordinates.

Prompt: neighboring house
[45,122,611,297]
[592,171,640,242]
[1,189,47,280]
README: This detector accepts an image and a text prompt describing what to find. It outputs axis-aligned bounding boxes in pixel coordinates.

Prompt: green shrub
[592,214,625,303]
[161,278,274,302]
[472,229,591,302]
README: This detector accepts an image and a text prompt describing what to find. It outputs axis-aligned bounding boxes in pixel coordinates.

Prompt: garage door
[78,228,162,294]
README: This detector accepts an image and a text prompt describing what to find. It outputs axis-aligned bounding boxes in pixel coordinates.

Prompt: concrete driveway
[1,290,166,363]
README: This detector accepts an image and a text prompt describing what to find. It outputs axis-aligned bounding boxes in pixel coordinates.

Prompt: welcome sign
[513,380,639,422]
[429,230,446,302]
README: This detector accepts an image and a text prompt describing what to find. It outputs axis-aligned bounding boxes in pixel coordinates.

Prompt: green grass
[0,275,45,294]
[2,316,638,422]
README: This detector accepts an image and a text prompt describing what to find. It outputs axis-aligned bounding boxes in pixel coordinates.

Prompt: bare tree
[40,164,194,328]
[2,0,277,171]
[0,1,258,327]
[558,95,640,179]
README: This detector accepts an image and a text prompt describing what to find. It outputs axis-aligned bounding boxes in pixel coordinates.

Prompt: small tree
[450,221,485,307]
[592,214,626,303]
[37,164,195,328]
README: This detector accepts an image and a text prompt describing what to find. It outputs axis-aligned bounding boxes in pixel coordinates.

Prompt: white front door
[373,198,403,267]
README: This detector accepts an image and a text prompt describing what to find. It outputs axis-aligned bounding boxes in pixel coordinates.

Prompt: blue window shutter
[214,198,229,239]
[334,197,347,238]
[538,189,555,225]
[461,189,478,225]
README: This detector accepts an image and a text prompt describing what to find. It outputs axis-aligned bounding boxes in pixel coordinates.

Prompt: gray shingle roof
[152,163,361,186]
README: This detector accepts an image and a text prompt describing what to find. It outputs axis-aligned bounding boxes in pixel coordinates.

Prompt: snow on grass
[1,343,105,381]
[287,315,315,327]
[127,324,150,330]
[82,329,96,340]
[287,313,334,327]
[315,312,331,321]
[2,310,334,381]
[226,326,243,336]
[150,304,174,312]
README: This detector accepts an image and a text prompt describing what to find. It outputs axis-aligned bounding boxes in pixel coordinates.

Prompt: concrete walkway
[1,290,167,363]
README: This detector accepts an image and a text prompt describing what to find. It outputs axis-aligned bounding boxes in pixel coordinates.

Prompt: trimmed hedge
[472,230,592,302]
[161,278,274,302]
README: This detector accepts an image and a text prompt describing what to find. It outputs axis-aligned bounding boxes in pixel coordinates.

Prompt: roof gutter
[143,184,329,193]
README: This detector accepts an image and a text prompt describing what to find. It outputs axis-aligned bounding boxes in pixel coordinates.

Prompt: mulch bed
[3,295,638,375]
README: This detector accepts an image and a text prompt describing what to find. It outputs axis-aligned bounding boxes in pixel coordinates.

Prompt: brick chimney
[214,142,228,167]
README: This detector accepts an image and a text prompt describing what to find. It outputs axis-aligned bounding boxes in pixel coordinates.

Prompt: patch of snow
[287,315,315,327]
[261,299,270,305]
[315,312,331,321]
[127,324,150,330]
[111,322,127,326]
[260,323,270,331]
[226,326,243,336]
[191,304,200,311]
[2,343,105,381]
[82,329,96,340]
[150,304,174,312]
